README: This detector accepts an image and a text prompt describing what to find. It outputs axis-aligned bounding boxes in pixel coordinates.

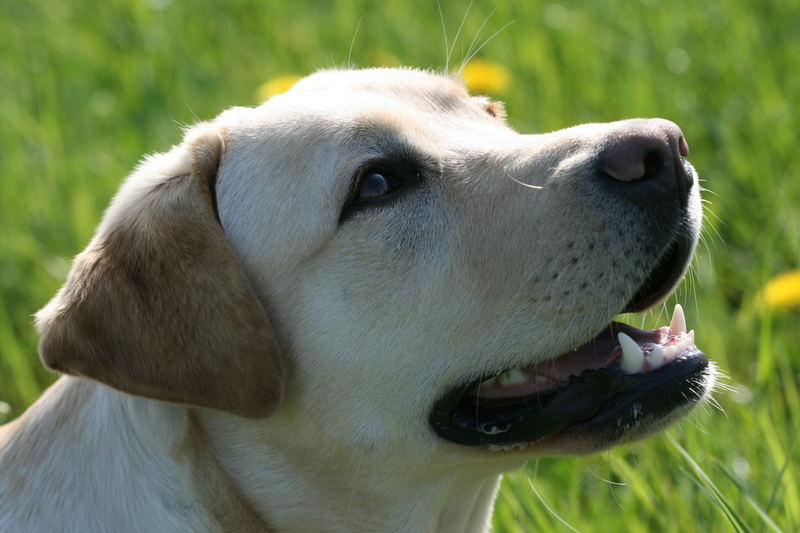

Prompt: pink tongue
[525,334,621,382]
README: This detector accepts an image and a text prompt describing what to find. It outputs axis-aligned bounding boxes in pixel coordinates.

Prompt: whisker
[436,2,450,72]
[527,476,584,533]
[448,1,473,76]
[459,20,517,76]
[347,17,363,69]
[461,8,496,70]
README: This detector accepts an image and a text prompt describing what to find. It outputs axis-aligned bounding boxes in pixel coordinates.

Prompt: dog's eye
[350,167,412,206]
[340,160,424,221]
[356,171,392,201]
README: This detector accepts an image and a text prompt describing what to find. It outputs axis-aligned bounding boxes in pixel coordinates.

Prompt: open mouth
[429,304,709,447]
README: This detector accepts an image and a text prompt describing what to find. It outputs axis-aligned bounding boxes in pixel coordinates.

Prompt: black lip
[429,350,708,447]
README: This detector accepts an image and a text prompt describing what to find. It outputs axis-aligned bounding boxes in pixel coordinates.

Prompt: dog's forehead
[290,68,471,109]
[252,68,502,130]
[219,68,508,159]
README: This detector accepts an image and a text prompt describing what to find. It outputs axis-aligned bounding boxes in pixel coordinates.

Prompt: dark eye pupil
[357,172,390,200]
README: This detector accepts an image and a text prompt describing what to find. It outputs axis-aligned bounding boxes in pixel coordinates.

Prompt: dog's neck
[0,378,273,533]
[1,378,507,533]
[199,407,506,533]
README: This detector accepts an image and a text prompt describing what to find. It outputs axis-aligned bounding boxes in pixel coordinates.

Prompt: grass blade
[668,434,752,533]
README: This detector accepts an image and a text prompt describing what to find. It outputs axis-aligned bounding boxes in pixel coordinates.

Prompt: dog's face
[212,68,712,460]
[37,68,713,475]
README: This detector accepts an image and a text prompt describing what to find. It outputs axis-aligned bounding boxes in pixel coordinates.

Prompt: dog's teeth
[649,345,665,368]
[670,303,687,335]
[618,332,644,374]
[497,368,530,386]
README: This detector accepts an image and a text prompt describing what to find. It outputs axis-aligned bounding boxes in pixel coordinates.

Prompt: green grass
[1,0,798,531]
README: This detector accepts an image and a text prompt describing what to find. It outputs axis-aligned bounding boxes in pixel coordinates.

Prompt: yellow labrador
[0,68,715,533]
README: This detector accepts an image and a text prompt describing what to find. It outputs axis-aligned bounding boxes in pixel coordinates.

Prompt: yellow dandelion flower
[759,269,800,310]
[461,59,511,95]
[257,74,301,101]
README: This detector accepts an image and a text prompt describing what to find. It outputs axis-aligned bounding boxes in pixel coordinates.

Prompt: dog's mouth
[429,305,708,447]
[429,229,711,449]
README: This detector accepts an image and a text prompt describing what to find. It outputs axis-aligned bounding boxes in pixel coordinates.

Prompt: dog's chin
[516,391,714,457]
[429,227,714,453]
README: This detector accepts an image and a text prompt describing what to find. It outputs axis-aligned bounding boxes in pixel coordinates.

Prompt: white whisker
[436,1,450,72]
[448,1,473,76]
[461,8,496,71]
[459,20,516,75]
[526,476,584,533]
[347,17,363,69]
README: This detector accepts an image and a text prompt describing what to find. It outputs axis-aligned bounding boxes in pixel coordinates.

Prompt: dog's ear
[35,123,284,418]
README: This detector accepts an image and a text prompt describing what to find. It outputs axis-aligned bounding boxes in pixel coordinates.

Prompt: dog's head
[36,68,713,465]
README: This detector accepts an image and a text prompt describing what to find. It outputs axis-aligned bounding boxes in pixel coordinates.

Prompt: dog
[0,67,715,532]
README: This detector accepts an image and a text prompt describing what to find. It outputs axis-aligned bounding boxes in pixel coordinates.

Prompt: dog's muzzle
[429,120,713,449]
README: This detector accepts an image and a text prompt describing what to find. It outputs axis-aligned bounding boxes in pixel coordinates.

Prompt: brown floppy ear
[35,123,284,418]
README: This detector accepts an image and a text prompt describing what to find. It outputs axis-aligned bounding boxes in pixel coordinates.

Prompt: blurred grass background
[1,0,798,531]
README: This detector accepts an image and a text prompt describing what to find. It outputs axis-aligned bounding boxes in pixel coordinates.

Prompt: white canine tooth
[618,332,645,374]
[649,345,665,368]
[497,368,529,386]
[670,303,687,335]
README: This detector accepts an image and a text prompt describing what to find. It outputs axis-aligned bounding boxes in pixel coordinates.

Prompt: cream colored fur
[0,67,706,532]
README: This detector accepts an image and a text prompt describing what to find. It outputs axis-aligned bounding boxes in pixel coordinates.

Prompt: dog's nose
[599,119,690,188]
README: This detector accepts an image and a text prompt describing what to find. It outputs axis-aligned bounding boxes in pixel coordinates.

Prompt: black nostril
[642,150,664,180]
